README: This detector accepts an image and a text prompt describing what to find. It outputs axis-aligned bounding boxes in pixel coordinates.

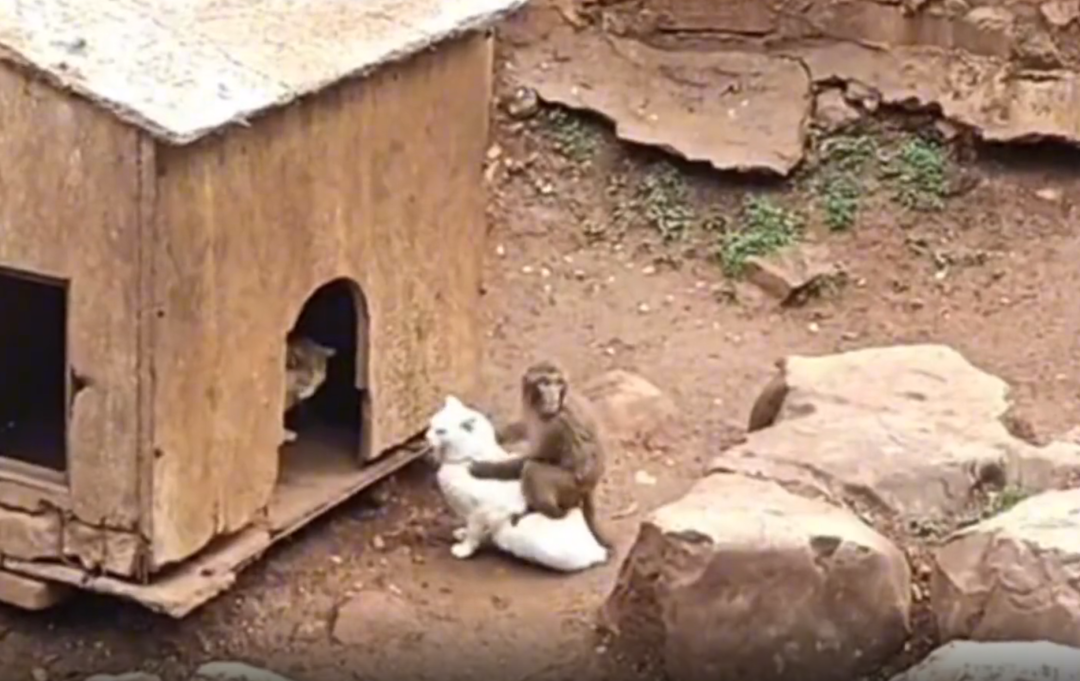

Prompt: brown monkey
[747,359,788,433]
[469,361,613,549]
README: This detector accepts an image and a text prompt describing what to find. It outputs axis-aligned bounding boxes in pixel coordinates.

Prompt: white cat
[425,395,610,572]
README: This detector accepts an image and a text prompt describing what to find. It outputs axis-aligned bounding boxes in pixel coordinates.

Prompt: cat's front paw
[452,527,468,542]
[450,540,477,559]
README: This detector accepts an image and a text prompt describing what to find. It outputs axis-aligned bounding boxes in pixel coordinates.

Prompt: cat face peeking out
[284,335,336,412]
[425,396,499,465]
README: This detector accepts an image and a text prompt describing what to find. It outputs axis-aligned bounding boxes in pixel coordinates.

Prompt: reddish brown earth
[3,12,1080,681]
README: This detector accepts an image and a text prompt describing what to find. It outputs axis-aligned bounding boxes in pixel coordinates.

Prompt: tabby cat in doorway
[283,336,336,443]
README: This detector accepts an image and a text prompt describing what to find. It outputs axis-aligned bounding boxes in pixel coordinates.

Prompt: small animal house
[0,0,524,616]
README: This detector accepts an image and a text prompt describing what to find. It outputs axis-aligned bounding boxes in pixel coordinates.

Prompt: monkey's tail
[582,494,615,551]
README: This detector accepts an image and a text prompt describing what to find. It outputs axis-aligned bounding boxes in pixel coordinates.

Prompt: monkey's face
[524,368,566,421]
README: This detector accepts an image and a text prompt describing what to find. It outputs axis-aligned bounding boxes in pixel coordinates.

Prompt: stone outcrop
[605,343,1080,681]
[191,663,296,681]
[580,369,681,445]
[711,344,1080,520]
[932,488,1080,645]
[888,640,1080,681]
[505,0,1080,175]
[603,472,911,681]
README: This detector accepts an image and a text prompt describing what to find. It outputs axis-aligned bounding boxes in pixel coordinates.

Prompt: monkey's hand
[468,457,527,480]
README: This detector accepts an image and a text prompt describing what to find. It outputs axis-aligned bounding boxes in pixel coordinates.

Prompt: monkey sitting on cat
[468,361,613,550]
[283,334,336,443]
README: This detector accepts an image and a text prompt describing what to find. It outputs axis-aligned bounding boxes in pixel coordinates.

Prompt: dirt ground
[4,17,1080,681]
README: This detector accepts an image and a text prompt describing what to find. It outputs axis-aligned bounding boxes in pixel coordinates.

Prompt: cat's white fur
[425,395,610,572]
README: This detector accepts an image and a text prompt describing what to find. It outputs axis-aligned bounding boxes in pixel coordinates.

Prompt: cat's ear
[445,395,463,409]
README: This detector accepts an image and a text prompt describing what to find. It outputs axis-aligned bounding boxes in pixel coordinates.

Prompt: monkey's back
[547,393,605,487]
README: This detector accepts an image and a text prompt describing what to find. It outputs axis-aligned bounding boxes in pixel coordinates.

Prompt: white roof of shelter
[0,0,526,144]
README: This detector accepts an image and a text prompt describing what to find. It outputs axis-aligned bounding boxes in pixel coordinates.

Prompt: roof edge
[0,0,529,146]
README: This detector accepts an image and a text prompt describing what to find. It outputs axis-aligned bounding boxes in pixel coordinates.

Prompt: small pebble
[642,265,656,275]
[637,303,651,314]
[808,322,820,334]
[573,269,587,280]
[540,267,552,278]
[495,244,506,257]
[1036,187,1063,203]
[634,470,658,486]
[522,265,534,274]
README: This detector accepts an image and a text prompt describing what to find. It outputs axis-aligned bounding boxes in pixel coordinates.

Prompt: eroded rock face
[712,344,1080,520]
[507,0,1080,176]
[888,640,1080,681]
[603,473,911,681]
[813,87,863,132]
[932,489,1080,645]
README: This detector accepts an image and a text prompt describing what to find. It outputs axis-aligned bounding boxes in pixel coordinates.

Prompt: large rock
[932,488,1080,645]
[581,370,681,446]
[603,473,911,681]
[889,640,1080,681]
[191,664,295,681]
[713,344,1080,520]
[743,243,839,304]
[509,12,811,175]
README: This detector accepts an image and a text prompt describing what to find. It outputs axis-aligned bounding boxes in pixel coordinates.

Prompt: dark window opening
[282,278,370,460]
[0,267,69,475]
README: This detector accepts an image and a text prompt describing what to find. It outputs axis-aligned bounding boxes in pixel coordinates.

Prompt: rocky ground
[5,2,1080,681]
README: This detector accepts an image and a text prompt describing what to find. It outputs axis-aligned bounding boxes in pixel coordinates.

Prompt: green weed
[820,134,878,172]
[718,197,803,276]
[616,162,697,242]
[884,136,948,211]
[541,107,600,163]
[815,134,878,231]
[983,485,1030,518]
[819,173,862,231]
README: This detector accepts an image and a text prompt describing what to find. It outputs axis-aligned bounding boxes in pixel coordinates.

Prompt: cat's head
[425,395,497,465]
[287,337,336,385]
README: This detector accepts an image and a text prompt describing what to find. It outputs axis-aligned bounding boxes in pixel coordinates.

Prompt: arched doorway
[280,278,371,464]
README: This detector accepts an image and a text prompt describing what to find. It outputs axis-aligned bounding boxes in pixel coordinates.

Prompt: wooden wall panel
[149,33,490,566]
[0,64,143,531]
